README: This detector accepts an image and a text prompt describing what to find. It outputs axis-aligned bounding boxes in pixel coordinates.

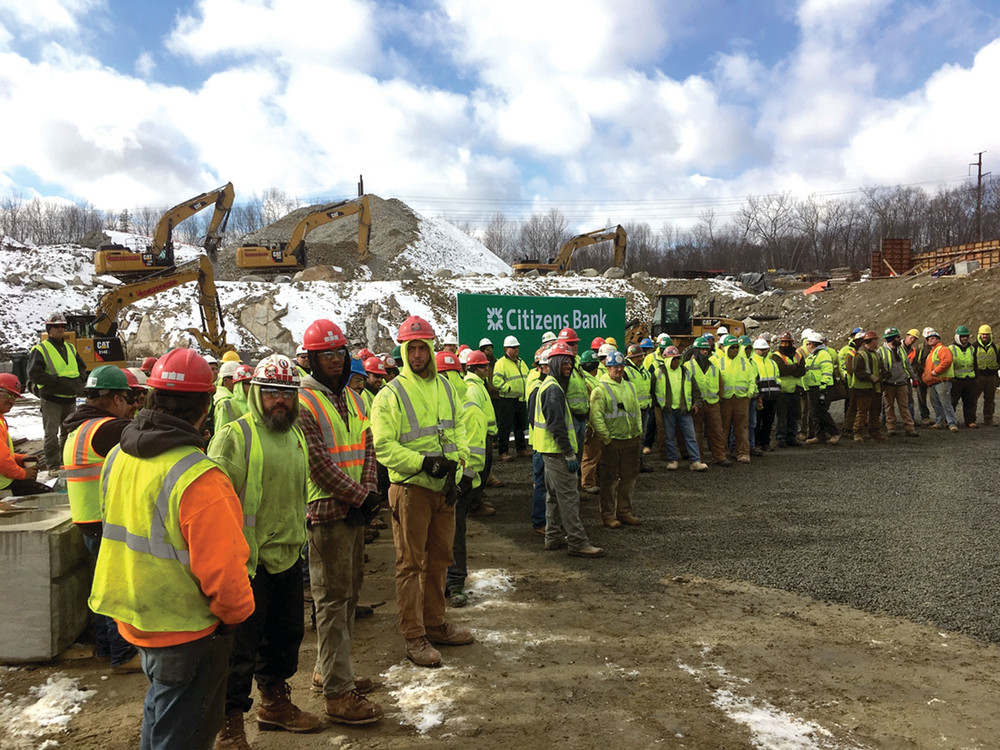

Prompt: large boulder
[604,267,625,279]
[580,268,600,278]
[238,296,296,353]
[295,265,347,283]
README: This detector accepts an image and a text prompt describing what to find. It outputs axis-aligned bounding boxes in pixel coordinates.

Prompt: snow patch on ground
[0,674,95,745]
[383,664,471,733]
[710,278,756,300]
[5,397,46,442]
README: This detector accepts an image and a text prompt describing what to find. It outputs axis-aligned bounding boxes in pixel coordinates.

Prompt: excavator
[55,255,234,369]
[512,225,627,275]
[236,195,372,272]
[94,182,235,276]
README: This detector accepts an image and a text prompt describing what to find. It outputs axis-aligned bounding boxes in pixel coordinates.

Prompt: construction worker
[751,338,780,451]
[296,319,384,722]
[850,330,884,442]
[950,325,978,428]
[208,355,322,744]
[370,316,473,668]
[526,347,550,535]
[642,334,671,453]
[360,356,387,412]
[530,341,604,558]
[686,338,729,466]
[140,356,158,377]
[912,328,935,424]
[0,373,50,498]
[578,350,603,492]
[212,361,244,430]
[89,349,255,750]
[772,331,806,447]
[803,332,841,444]
[589,351,642,527]
[205,354,221,380]
[624,344,653,470]
[839,328,864,432]
[973,325,999,426]
[27,312,87,475]
[652,345,708,472]
[902,328,923,423]
[558,327,590,465]
[62,366,140,673]
[717,335,756,463]
[463,350,497,515]
[347,357,367,397]
[878,328,918,437]
[295,347,310,377]
[922,329,958,431]
[493,335,530,461]
[441,333,459,354]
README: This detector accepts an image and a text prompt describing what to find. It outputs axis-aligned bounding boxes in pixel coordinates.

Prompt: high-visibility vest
[63,417,113,524]
[950,344,975,379]
[849,348,879,390]
[89,445,219,633]
[624,362,652,410]
[664,361,693,411]
[465,372,497,436]
[0,417,15,491]
[591,376,641,440]
[930,344,954,380]
[685,358,720,404]
[752,354,780,399]
[445,370,468,400]
[974,342,999,371]
[529,378,578,454]
[774,352,802,393]
[493,356,529,400]
[876,344,912,384]
[32,339,81,379]
[459,397,487,489]
[718,354,756,398]
[566,366,590,418]
[804,347,834,388]
[298,387,368,496]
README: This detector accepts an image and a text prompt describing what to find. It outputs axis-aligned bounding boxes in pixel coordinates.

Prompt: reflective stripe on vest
[382,377,457,453]
[235,419,256,529]
[34,339,80,379]
[63,417,113,524]
[299,388,368,470]
[776,352,801,393]
[975,343,999,371]
[718,355,753,397]
[601,381,639,421]
[462,400,488,457]
[686,359,719,403]
[951,345,975,378]
[530,378,578,454]
[566,367,589,415]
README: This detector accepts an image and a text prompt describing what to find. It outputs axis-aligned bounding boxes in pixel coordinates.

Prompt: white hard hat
[203,354,219,364]
[538,349,550,366]
[218,360,240,379]
[801,328,814,340]
[458,348,471,364]
[478,337,493,348]
[752,338,769,350]
[717,326,729,336]
[921,327,935,338]
[503,335,520,348]
[541,331,557,344]
[598,343,615,358]
[442,333,459,346]
[807,331,824,344]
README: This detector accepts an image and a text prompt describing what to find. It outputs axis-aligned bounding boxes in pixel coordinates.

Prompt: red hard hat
[590,336,605,350]
[398,315,436,342]
[303,319,347,351]
[141,356,158,371]
[363,356,387,376]
[0,372,22,397]
[862,330,879,341]
[557,327,579,343]
[232,364,255,383]
[435,351,461,372]
[457,344,471,353]
[146,349,216,392]
[357,348,374,361]
[465,350,489,367]
[548,341,574,358]
[121,368,139,388]
[779,331,793,342]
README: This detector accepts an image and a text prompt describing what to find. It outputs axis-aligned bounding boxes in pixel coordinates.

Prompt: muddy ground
[3,427,1000,749]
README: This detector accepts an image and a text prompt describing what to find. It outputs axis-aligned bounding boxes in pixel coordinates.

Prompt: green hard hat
[392,345,402,362]
[722,335,739,347]
[85,365,130,391]
[657,333,673,348]
[884,326,900,338]
[693,337,711,350]
[956,325,971,336]
[579,350,598,364]
[738,335,752,346]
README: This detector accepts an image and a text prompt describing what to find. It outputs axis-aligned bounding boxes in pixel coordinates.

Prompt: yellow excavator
[236,195,372,272]
[94,182,235,276]
[58,255,234,369]
[512,225,627,275]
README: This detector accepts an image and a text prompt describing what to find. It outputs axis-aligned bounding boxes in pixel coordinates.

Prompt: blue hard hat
[349,357,366,377]
[606,350,625,367]
[640,337,654,349]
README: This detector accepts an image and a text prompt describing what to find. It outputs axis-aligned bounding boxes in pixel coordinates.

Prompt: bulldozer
[627,293,744,351]
[236,196,371,273]
[512,225,627,275]
[94,182,235,277]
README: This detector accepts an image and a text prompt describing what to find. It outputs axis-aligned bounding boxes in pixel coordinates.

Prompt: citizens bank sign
[457,293,626,354]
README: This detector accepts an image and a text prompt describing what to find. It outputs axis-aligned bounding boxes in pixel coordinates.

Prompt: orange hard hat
[146,349,216,392]
[435,350,461,372]
[398,316,436,342]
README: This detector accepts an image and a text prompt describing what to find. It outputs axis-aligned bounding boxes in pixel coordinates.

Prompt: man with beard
[685,337,729,466]
[804,332,842,444]
[208,355,321,746]
[771,331,806,447]
[297,319,383,723]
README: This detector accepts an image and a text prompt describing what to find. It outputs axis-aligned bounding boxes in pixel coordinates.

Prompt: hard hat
[979,324,993,336]
[722,335,739,347]
[853,329,865,340]
[851,326,863,336]
[85,364,131,391]
[862,330,878,341]
[663,346,681,358]
[296,346,308,357]
[541,331,557,344]
[779,331,793,342]
[466,350,490,367]
[121,368,140,389]
[533,346,547,363]
[357,347,375,361]
[801,328,814,340]
[605,337,618,347]
[478,337,493,348]
[598,343,615,358]
[503,335,520,348]
[221,351,241,363]
[761,332,772,342]
[884,327,900,339]
[203,354,219,365]
[435,351,461,372]
[537,348,551,366]
[752,338,769,350]
[45,312,68,327]
[383,353,399,370]
[956,325,971,336]
[303,319,347,351]
[702,332,715,342]
[457,344,471,354]
[141,356,158,371]
[442,333,459,346]
[349,357,367,377]
[548,341,575,358]
[362,356,386,376]
[0,373,22,397]
[218,360,240,379]
[738,335,752,346]
[232,364,255,383]
[251,354,300,389]
[579,350,599,365]
[147,349,216,392]
[591,336,605,350]
[925,329,940,339]
[398,315,436,342]
[692,338,711,350]
[126,367,150,389]
[656,333,673,347]
[640,337,654,349]
[807,331,824,344]
[557,327,579,344]
[626,344,642,357]
[458,348,471,365]
[391,345,402,362]
[606,351,625,367]
[716,326,728,336]
[906,329,920,338]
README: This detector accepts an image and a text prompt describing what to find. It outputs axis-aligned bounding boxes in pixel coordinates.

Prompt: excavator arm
[513,224,627,275]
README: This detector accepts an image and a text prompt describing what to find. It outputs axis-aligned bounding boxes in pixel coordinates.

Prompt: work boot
[715,458,733,466]
[854,435,864,443]
[602,518,622,529]
[749,447,763,457]
[828,435,840,444]
[568,545,605,558]
[617,514,641,526]
[517,449,533,458]
[405,636,442,667]
[325,689,383,725]
[544,538,568,551]
[499,453,514,463]
[805,437,821,444]
[665,460,679,470]
[949,425,959,432]
[906,431,920,438]
[256,682,321,733]
[485,474,504,487]
[110,652,143,674]
[425,622,474,646]
[314,671,379,694]
[642,446,652,455]
[582,485,600,495]
[215,709,250,750]
[690,461,708,472]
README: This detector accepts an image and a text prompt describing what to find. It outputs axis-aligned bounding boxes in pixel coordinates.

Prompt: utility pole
[970,152,990,242]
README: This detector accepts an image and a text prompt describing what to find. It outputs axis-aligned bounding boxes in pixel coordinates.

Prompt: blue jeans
[531,451,546,529]
[663,411,701,462]
[139,630,233,750]
[929,380,957,427]
[82,532,137,666]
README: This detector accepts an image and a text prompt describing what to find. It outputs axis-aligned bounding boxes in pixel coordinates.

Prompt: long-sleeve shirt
[0,416,27,481]
[540,378,575,457]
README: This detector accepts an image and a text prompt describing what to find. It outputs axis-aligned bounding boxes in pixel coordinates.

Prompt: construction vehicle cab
[236,196,372,273]
[95,182,235,277]
[41,313,127,370]
[513,225,627,275]
[632,293,745,350]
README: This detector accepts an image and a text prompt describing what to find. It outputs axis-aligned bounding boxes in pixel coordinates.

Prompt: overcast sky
[1,0,998,230]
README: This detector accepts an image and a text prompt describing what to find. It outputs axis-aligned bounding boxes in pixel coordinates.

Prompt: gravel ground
[489,422,1000,643]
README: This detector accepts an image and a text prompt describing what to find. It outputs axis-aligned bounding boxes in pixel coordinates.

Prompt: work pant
[310,521,364,697]
[597,437,640,523]
[851,388,883,438]
[82,533,136,666]
[227,563,304,712]
[664,411,700,463]
[531,451,546,530]
[842,392,858,433]
[883,384,915,433]
[807,387,840,440]
[388,483,454,640]
[693,401,726,462]
[746,400,757,449]
[572,415,587,466]
[917,381,931,421]
[447,485,479,595]
[951,377,978,426]
[139,630,233,750]
[755,398,777,448]
[719,396,750,460]
[774,391,801,445]
[643,405,658,448]
[581,425,602,488]
[495,397,528,455]
[41,397,75,472]
[541,453,591,551]
[799,391,810,437]
[929,380,957,427]
[3,478,55,497]
[976,372,999,424]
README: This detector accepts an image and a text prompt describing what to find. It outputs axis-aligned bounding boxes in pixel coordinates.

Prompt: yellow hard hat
[906,329,920,338]
[605,336,618,347]
[221,350,242,363]
[979,324,993,336]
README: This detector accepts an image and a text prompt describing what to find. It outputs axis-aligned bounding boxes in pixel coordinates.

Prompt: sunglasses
[260,388,298,399]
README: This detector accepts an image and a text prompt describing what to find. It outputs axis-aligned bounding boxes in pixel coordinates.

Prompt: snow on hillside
[396,209,511,276]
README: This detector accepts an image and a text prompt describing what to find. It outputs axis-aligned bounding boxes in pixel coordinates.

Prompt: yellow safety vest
[718,354,756,398]
[775,352,803,393]
[950,344,975,379]
[625,362,652,410]
[685,358,720,404]
[33,339,81,379]
[63,417,113,524]
[298,387,368,495]
[530,378,578,454]
[493,356,529,400]
[566,365,590,418]
[465,372,497,436]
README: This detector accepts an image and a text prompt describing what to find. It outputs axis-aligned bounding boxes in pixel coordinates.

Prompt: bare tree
[483,212,519,262]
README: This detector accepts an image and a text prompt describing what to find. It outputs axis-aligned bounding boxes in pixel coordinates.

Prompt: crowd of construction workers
[2,310,997,750]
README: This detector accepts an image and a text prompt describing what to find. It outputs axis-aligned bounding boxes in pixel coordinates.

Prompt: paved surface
[490,424,1000,643]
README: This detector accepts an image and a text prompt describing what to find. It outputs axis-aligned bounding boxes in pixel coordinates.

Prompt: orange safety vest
[63,417,113,523]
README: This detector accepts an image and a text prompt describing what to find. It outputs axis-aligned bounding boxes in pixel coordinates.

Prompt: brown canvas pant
[719,396,750,460]
[581,425,602,488]
[597,437,641,522]
[388,483,455,639]
[977,373,999,425]
[882,384,915,433]
[852,389,883,437]
[693,401,727,462]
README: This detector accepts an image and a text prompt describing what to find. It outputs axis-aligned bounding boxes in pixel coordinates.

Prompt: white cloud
[0,0,101,36]
[135,51,155,77]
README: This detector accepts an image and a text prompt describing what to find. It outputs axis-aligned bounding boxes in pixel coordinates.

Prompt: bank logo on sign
[486,307,504,331]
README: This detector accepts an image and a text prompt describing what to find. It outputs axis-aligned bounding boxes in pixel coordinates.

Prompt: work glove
[422,455,459,479]
[566,457,580,474]
[457,474,474,496]
[360,491,382,525]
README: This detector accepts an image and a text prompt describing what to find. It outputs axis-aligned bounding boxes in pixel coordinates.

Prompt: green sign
[457,293,627,355]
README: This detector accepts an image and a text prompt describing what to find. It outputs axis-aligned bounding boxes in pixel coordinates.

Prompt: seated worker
[0,373,53,497]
